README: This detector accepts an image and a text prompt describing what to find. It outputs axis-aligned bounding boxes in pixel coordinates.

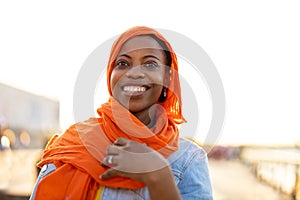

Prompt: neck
[133,107,157,128]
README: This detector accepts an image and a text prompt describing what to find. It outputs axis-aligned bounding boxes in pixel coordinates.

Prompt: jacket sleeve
[29,163,56,200]
[169,139,213,200]
[178,147,213,199]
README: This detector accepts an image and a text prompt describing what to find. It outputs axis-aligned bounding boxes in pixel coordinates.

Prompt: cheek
[153,85,164,97]
[152,71,166,87]
[151,73,165,97]
[110,70,121,91]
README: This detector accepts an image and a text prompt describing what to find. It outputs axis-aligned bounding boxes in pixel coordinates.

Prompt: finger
[100,162,109,168]
[101,155,119,166]
[100,169,120,180]
[114,137,128,146]
[106,145,120,155]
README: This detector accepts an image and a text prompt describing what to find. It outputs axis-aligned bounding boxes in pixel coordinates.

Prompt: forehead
[118,35,164,55]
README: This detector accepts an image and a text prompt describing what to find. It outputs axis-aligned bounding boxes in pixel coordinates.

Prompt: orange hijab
[34,26,185,200]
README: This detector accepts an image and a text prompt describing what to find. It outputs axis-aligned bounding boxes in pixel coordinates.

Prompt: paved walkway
[208,159,291,200]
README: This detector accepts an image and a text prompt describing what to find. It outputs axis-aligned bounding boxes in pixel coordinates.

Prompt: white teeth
[123,86,146,92]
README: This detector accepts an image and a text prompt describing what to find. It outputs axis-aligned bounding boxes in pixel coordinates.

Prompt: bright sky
[1,1,299,146]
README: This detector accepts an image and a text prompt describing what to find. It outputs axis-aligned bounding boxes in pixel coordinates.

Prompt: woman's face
[110,35,169,114]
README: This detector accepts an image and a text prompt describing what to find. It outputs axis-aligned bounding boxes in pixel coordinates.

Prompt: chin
[128,103,147,113]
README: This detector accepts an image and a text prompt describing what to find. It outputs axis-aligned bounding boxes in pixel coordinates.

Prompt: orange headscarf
[107,26,185,124]
[34,26,185,200]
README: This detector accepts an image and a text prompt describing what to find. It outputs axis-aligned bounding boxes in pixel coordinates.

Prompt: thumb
[114,137,128,146]
[100,169,120,180]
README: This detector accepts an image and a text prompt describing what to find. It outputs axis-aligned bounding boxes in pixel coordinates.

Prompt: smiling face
[110,35,169,124]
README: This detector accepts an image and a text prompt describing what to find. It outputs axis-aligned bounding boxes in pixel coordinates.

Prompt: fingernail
[100,161,108,167]
[114,139,120,144]
[100,174,106,179]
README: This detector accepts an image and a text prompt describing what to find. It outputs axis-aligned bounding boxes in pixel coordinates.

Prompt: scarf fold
[34,26,185,200]
[35,98,179,199]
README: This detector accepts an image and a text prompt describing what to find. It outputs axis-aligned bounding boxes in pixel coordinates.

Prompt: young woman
[30,26,213,200]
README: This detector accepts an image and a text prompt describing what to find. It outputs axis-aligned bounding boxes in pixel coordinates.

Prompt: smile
[123,86,147,92]
[121,85,149,97]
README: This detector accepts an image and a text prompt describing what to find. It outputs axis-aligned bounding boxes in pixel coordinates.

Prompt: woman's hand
[100,137,169,184]
[100,138,181,200]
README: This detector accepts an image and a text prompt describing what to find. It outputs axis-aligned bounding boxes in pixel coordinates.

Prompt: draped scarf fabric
[34,26,185,200]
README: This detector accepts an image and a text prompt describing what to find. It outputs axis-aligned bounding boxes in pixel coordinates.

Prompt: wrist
[144,166,173,186]
[145,166,182,200]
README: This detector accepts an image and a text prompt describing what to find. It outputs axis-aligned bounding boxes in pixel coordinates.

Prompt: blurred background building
[0,82,59,149]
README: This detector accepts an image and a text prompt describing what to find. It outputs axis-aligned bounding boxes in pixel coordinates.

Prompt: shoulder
[168,138,208,170]
[29,163,57,199]
[178,137,206,155]
[62,117,104,138]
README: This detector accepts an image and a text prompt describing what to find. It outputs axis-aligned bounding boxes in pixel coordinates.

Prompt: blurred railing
[240,146,300,200]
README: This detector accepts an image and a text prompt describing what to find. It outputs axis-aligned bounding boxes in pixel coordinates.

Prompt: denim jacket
[30,138,213,200]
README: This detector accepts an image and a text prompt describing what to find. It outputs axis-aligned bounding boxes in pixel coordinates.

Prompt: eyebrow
[117,54,161,61]
[143,55,161,61]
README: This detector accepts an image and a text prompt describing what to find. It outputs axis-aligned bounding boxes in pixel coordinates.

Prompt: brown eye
[115,61,129,69]
[143,61,159,69]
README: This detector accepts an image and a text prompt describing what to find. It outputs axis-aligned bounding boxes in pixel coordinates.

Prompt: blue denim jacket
[30,138,213,199]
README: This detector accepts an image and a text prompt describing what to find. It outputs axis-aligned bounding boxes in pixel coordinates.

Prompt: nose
[125,65,145,79]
